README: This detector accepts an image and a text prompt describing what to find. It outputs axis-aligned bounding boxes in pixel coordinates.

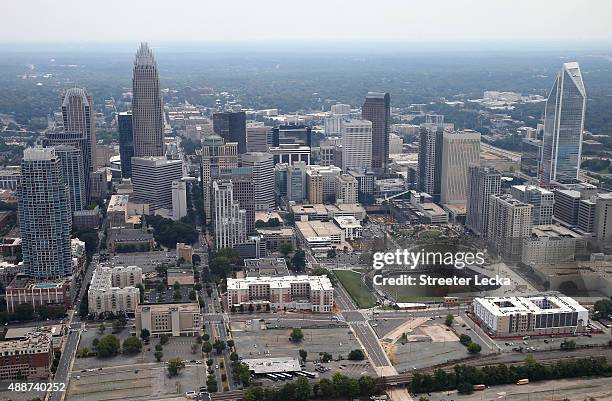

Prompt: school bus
[516,379,529,385]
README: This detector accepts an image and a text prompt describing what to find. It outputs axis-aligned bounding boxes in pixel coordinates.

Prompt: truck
[516,379,529,385]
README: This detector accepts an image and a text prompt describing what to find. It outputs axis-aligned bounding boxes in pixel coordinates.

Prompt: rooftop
[227,275,333,291]
[242,357,301,374]
[475,294,587,316]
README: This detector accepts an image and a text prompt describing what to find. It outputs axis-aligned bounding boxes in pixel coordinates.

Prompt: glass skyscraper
[540,62,586,183]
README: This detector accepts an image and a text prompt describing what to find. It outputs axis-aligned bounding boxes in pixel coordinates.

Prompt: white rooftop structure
[242,357,301,374]
[227,275,333,292]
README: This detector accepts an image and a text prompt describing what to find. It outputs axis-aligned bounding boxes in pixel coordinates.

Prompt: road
[48,328,80,401]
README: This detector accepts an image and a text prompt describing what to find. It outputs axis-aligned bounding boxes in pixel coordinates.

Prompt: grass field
[333,270,376,308]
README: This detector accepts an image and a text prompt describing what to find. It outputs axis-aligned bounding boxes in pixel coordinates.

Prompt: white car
[185,390,197,398]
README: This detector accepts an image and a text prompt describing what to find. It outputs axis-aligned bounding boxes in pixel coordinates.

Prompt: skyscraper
[272,125,312,147]
[466,166,501,237]
[131,157,183,211]
[487,194,533,261]
[540,62,586,183]
[214,180,247,250]
[118,111,134,178]
[132,43,164,157]
[417,127,444,201]
[341,119,372,172]
[59,87,95,200]
[18,147,72,279]
[172,180,188,221]
[510,185,555,225]
[440,131,481,205]
[213,111,247,154]
[54,145,86,214]
[201,135,239,224]
[218,167,255,234]
[361,92,390,176]
[240,152,275,211]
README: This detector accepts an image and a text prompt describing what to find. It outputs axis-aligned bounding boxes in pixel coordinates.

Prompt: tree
[319,352,332,362]
[594,299,612,318]
[348,349,365,361]
[98,322,106,334]
[154,351,163,362]
[290,328,304,342]
[419,397,430,401]
[561,339,577,350]
[445,314,454,327]
[292,249,306,272]
[230,352,239,362]
[459,334,472,346]
[202,341,213,355]
[122,336,143,354]
[213,339,226,354]
[112,315,127,333]
[173,281,181,291]
[279,243,293,257]
[226,339,234,348]
[97,335,120,358]
[327,248,336,259]
[202,333,210,342]
[140,329,150,341]
[167,357,185,377]
[189,290,197,301]
[159,334,170,345]
[299,349,307,363]
[92,338,99,349]
[13,303,34,321]
[467,342,481,354]
[194,283,202,291]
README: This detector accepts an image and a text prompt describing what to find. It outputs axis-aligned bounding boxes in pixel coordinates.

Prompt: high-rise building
[214,180,247,250]
[520,138,541,177]
[361,92,390,176]
[341,119,372,172]
[331,103,351,115]
[18,147,72,279]
[440,131,481,205]
[553,189,581,227]
[540,62,586,183]
[306,170,323,204]
[594,193,612,249]
[487,194,533,261]
[269,144,311,165]
[131,157,183,211]
[272,125,312,147]
[510,185,555,225]
[218,167,255,234]
[417,127,444,201]
[118,111,134,178]
[172,180,188,221]
[335,174,358,204]
[389,133,404,154]
[306,165,342,201]
[61,88,97,196]
[240,152,274,211]
[201,135,239,224]
[275,162,307,203]
[246,124,273,152]
[132,43,164,157]
[54,145,85,214]
[466,166,502,237]
[213,111,247,154]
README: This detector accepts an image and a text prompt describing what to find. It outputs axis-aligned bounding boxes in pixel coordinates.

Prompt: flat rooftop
[295,220,342,238]
[227,275,333,291]
[242,357,301,374]
[530,225,583,239]
[474,294,588,316]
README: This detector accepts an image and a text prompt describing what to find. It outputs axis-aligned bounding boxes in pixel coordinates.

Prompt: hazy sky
[2,0,612,43]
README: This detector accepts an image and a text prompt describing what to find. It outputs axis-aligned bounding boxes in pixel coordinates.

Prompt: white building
[214,180,247,250]
[295,220,344,252]
[333,216,362,240]
[510,185,554,225]
[227,275,334,312]
[335,173,358,204]
[341,119,372,172]
[88,265,142,315]
[522,225,584,266]
[440,130,481,205]
[472,295,589,336]
[487,194,533,261]
[389,132,404,154]
[131,156,183,211]
[171,180,187,221]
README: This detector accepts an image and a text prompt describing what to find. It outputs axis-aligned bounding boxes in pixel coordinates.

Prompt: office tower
[246,125,273,152]
[440,131,481,205]
[553,189,581,227]
[214,180,246,250]
[54,145,86,213]
[594,193,612,249]
[510,185,555,225]
[201,135,239,224]
[240,152,274,211]
[172,180,187,221]
[335,174,358,204]
[306,170,323,204]
[213,111,247,154]
[466,166,501,237]
[417,127,444,201]
[361,92,390,176]
[306,165,342,201]
[520,138,541,177]
[331,104,351,115]
[18,147,72,279]
[487,194,533,261]
[118,111,134,178]
[269,144,311,166]
[319,137,341,167]
[131,157,183,210]
[341,119,372,172]
[389,133,404,154]
[540,62,586,183]
[272,125,312,147]
[289,163,307,203]
[218,167,255,234]
[132,43,164,157]
[90,168,108,200]
[347,169,375,198]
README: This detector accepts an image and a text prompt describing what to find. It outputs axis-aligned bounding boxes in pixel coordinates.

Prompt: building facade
[131,157,183,211]
[341,119,372,172]
[486,194,533,261]
[440,131,481,205]
[88,265,142,315]
[361,92,390,176]
[466,166,501,237]
[213,180,247,250]
[213,111,247,154]
[135,302,201,337]
[118,111,134,178]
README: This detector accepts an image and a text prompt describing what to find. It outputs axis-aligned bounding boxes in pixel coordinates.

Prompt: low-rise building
[176,242,194,263]
[107,228,155,253]
[0,331,53,380]
[333,216,363,240]
[6,276,71,314]
[522,225,584,266]
[472,294,589,337]
[244,258,289,278]
[227,275,334,312]
[88,265,142,315]
[256,227,296,252]
[135,302,201,337]
[295,220,344,252]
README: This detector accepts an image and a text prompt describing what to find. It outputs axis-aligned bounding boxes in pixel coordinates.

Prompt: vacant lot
[334,270,376,308]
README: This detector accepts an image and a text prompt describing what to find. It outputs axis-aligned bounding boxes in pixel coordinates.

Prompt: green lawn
[333,270,376,309]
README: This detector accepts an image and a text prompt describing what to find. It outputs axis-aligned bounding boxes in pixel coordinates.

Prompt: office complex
[131,157,183,211]
[440,131,481,205]
[522,225,584,266]
[18,147,72,279]
[214,180,247,250]
[272,124,312,147]
[227,275,334,313]
[520,138,541,177]
[361,92,390,175]
[6,276,71,314]
[472,295,589,336]
[487,194,533,261]
[132,43,164,157]
[54,145,85,214]
[335,173,358,204]
[240,152,275,211]
[510,185,555,225]
[88,265,142,315]
[201,135,238,224]
[136,302,201,337]
[341,119,372,172]
[275,162,307,203]
[172,180,188,220]
[213,111,247,154]
[540,62,586,183]
[218,167,255,233]
[466,166,501,237]
[246,125,273,152]
[417,128,444,200]
[118,111,134,178]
